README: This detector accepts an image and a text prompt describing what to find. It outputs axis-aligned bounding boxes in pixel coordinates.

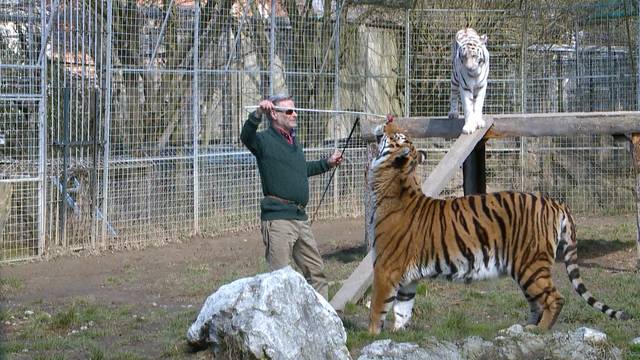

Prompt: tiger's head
[456,28,488,77]
[371,122,427,181]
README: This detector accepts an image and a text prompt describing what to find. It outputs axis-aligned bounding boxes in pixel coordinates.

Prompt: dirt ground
[1,214,638,358]
[2,217,365,308]
[0,217,366,357]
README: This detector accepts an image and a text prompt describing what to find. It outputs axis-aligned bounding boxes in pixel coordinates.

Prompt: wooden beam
[422,119,492,195]
[329,251,374,312]
[359,112,640,141]
[329,121,493,312]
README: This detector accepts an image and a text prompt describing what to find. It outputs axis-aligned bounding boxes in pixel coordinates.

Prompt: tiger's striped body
[448,28,490,134]
[367,123,631,334]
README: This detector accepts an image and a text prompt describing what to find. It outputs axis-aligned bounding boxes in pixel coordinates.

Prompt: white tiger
[448,28,490,134]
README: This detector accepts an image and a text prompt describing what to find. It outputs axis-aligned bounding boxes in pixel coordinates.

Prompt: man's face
[271,99,297,132]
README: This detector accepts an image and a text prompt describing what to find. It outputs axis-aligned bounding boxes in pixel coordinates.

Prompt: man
[240,94,342,299]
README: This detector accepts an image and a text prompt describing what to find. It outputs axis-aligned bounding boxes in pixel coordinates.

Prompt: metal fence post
[520,8,528,191]
[38,0,48,256]
[333,1,341,216]
[101,0,114,248]
[193,0,200,234]
[404,9,410,117]
[637,0,640,110]
[269,0,276,96]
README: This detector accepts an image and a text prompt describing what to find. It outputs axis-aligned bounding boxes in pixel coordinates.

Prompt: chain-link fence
[1,0,638,262]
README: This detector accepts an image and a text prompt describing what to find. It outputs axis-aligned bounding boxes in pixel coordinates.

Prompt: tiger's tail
[559,208,631,320]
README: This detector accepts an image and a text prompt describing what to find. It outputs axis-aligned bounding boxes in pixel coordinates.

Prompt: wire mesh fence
[0,0,638,262]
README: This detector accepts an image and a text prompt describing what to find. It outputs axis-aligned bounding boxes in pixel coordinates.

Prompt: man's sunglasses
[275,108,295,115]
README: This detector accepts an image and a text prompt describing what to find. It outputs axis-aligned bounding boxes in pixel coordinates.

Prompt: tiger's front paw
[462,122,476,134]
[476,116,486,128]
[368,322,383,335]
[448,111,459,120]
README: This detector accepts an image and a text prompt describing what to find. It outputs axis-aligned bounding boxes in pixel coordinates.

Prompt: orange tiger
[367,122,631,334]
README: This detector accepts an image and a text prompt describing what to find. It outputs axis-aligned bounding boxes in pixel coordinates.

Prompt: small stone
[500,324,525,337]
[578,327,607,343]
[24,310,34,316]
[631,337,640,345]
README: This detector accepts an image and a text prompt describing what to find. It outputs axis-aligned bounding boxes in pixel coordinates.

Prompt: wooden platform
[329,118,494,312]
[359,112,640,141]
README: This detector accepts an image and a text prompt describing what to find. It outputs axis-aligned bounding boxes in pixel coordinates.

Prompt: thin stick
[310,117,360,225]
[244,105,387,118]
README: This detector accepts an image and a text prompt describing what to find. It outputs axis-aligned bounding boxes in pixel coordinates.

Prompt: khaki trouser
[261,219,329,299]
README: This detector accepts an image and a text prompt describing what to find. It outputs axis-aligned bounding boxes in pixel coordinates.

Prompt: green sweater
[240,111,331,220]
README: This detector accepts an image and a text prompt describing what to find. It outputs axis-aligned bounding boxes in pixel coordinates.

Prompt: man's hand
[255,100,275,118]
[327,149,343,168]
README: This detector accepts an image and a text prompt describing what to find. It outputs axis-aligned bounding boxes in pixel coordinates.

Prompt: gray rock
[357,339,462,360]
[358,326,621,360]
[187,266,351,360]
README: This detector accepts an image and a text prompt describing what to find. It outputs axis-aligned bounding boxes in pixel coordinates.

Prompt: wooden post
[631,133,640,269]
[462,140,487,195]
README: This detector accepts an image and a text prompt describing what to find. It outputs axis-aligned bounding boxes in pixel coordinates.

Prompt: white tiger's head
[456,28,488,77]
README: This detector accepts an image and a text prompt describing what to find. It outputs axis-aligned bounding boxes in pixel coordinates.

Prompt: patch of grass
[86,345,106,360]
[110,351,146,360]
[343,301,359,315]
[32,354,65,360]
[159,309,199,358]
[104,263,137,287]
[4,301,139,356]
[627,343,640,360]
[48,300,101,331]
[0,276,24,292]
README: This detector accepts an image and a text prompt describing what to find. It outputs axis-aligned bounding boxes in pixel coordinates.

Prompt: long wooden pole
[359,112,640,141]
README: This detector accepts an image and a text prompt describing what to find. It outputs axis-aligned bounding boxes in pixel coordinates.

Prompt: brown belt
[265,195,306,211]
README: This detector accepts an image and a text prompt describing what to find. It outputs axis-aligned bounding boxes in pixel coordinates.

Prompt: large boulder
[358,325,622,360]
[187,266,351,360]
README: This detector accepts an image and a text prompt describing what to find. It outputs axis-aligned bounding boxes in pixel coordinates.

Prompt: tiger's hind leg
[392,281,417,331]
[521,268,565,330]
[369,271,399,334]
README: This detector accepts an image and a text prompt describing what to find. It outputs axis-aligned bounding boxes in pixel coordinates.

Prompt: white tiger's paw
[476,117,486,128]
[462,122,476,134]
[448,111,459,120]
[392,319,410,332]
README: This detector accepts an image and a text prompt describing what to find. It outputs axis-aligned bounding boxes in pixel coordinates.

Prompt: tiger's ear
[417,149,428,164]
[481,34,488,45]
